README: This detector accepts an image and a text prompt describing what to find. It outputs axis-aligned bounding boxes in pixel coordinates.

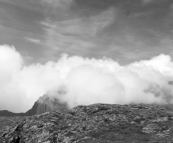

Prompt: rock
[8,135,20,143]
[134,116,143,122]
[1,104,173,142]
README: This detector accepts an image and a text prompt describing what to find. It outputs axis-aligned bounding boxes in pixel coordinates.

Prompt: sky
[0,0,173,64]
[1,0,173,112]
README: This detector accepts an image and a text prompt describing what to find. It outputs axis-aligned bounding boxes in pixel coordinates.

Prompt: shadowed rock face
[26,94,68,116]
[1,104,173,143]
[0,94,68,117]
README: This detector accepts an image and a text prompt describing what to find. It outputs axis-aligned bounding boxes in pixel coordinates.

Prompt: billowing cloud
[1,45,173,112]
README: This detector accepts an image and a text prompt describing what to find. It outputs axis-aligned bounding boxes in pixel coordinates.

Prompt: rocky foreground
[1,104,173,143]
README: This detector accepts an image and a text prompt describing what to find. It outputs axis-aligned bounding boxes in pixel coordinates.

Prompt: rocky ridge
[1,103,173,143]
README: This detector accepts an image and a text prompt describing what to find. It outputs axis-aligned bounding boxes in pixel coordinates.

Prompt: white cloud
[1,45,173,112]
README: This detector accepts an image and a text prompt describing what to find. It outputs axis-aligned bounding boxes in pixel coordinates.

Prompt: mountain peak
[0,94,68,117]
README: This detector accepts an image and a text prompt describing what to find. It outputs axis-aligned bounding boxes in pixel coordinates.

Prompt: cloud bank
[1,45,173,112]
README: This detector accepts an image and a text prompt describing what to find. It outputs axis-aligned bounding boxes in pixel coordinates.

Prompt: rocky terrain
[1,103,173,143]
[0,117,24,131]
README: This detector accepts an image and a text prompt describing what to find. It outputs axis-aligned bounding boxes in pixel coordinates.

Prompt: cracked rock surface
[1,103,173,143]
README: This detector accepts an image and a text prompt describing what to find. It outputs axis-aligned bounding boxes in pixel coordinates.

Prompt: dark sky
[0,0,173,64]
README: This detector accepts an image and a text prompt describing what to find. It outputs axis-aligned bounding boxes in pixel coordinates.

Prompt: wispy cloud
[142,0,155,4]
[40,8,115,56]
[1,0,173,65]
[25,37,43,45]
[40,0,73,8]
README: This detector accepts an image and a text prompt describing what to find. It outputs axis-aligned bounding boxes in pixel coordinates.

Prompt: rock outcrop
[1,103,173,143]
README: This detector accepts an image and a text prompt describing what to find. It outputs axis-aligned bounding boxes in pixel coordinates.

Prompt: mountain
[0,110,25,117]
[0,94,68,117]
[25,94,68,116]
[1,103,173,143]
